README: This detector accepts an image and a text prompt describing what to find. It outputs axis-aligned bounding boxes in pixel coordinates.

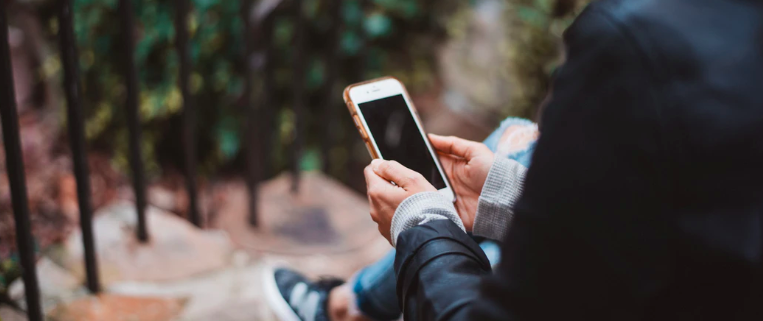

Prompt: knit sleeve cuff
[390,191,464,247]
[473,157,527,241]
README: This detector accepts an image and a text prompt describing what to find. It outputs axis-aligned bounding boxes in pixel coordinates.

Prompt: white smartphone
[343,77,456,202]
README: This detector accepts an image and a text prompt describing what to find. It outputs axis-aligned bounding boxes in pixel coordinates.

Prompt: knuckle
[410,174,425,185]
[368,186,382,198]
[403,175,424,188]
[379,161,393,172]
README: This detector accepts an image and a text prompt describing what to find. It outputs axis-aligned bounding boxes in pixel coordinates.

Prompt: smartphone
[343,77,455,202]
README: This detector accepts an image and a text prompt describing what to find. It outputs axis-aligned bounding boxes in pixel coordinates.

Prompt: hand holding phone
[343,77,456,202]
[427,134,495,231]
[363,159,438,242]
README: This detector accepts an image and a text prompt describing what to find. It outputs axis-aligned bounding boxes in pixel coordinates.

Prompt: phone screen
[358,94,447,189]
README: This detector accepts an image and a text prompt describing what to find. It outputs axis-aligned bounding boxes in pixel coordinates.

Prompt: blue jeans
[352,117,538,320]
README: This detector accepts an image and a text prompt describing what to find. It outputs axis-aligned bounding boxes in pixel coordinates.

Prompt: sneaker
[264,267,345,321]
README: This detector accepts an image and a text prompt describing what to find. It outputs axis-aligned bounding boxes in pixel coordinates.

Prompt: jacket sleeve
[395,4,671,320]
[394,220,493,320]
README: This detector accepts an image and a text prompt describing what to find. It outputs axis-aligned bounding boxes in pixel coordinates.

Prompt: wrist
[391,191,464,247]
[473,158,527,241]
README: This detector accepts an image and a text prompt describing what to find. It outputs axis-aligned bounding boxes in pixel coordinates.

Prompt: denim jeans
[351,117,538,320]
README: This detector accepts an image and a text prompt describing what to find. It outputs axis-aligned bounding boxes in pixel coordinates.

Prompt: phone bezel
[344,77,456,202]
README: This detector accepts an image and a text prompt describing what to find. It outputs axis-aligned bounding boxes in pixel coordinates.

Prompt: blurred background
[0,0,586,320]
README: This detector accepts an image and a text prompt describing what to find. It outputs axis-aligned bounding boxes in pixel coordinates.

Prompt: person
[264,118,539,321]
[361,0,763,319]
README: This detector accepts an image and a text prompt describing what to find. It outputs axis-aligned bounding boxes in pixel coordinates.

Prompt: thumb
[428,134,482,159]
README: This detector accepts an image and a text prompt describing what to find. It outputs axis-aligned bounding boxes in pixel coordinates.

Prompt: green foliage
[0,255,20,298]
[35,0,246,176]
[505,0,589,118]
[364,13,393,38]
[32,0,464,179]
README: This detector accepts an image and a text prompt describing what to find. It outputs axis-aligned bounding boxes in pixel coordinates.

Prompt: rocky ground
[3,173,390,321]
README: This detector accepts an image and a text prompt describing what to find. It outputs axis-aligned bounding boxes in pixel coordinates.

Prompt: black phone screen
[358,94,447,189]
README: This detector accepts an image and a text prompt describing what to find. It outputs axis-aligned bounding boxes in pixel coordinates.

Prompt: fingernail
[371,159,382,170]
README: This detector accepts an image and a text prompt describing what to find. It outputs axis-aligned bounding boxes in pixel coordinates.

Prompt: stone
[0,307,28,321]
[212,173,391,279]
[7,256,87,313]
[58,202,233,285]
[146,186,177,214]
[184,299,276,321]
[107,254,273,320]
[48,294,184,321]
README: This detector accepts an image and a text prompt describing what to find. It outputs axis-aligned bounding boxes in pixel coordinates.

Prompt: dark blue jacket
[394,0,763,319]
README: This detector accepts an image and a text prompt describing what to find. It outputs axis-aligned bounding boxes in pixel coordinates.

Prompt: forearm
[390,191,464,247]
[473,157,527,241]
[394,220,492,321]
[387,154,528,320]
[389,157,526,246]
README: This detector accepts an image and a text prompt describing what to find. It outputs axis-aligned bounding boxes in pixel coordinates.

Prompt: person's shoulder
[567,0,763,71]
[587,0,662,20]
[577,0,763,49]
[559,0,658,60]
[568,0,671,40]
[584,0,692,26]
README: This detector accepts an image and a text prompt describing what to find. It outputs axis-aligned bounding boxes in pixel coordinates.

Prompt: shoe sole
[262,265,303,321]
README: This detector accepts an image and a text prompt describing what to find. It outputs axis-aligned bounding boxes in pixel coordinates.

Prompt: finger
[437,153,457,176]
[371,159,423,189]
[364,164,390,192]
[428,134,483,159]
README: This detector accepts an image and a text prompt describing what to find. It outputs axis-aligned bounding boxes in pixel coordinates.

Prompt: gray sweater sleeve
[390,191,464,247]
[389,158,526,246]
[472,157,527,241]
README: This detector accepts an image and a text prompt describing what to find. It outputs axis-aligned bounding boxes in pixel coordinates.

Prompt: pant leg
[352,250,400,321]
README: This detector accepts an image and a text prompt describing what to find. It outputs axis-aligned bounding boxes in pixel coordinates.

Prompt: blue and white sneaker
[264,267,344,321]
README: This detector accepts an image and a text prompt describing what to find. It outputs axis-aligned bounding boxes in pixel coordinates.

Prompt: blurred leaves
[299,148,322,171]
[372,0,419,18]
[340,30,362,55]
[24,0,589,179]
[364,13,392,38]
[0,255,21,301]
[505,0,589,118]
[28,0,465,179]
[34,0,251,176]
